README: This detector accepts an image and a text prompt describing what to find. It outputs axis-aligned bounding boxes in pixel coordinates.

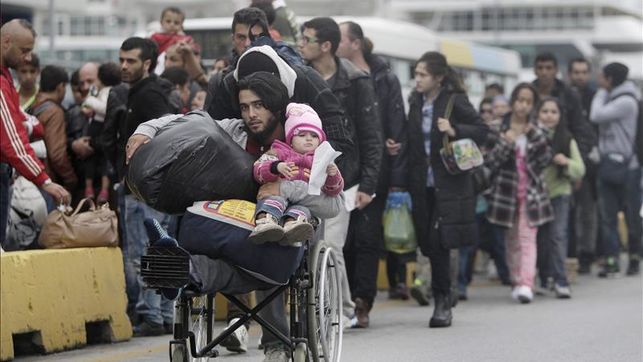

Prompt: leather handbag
[439,95,484,175]
[38,198,118,249]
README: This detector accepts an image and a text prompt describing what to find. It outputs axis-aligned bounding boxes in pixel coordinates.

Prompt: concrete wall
[0,247,131,361]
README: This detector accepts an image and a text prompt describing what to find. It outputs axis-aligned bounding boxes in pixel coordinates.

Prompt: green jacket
[543,138,585,199]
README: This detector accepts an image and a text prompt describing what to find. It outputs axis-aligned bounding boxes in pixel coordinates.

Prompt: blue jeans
[458,244,476,292]
[118,185,137,316]
[0,163,11,246]
[255,195,312,222]
[39,188,56,213]
[537,195,571,286]
[124,194,173,325]
[598,168,642,259]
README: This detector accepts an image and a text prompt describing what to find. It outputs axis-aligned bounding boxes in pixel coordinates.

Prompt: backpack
[6,207,41,251]
[613,93,643,164]
[250,35,304,67]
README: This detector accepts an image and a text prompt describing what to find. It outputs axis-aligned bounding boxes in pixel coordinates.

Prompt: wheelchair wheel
[190,294,215,360]
[171,294,215,361]
[307,241,343,362]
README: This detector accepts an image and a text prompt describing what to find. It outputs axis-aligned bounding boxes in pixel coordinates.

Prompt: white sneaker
[249,214,284,244]
[281,216,313,246]
[511,286,520,301]
[513,285,533,304]
[220,318,248,353]
[341,315,356,330]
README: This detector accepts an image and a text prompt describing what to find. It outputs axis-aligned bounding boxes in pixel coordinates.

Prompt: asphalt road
[16,266,643,362]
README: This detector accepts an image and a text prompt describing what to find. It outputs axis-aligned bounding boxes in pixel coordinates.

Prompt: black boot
[429,293,452,328]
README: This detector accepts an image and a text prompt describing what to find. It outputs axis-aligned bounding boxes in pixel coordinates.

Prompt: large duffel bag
[178,200,304,285]
[126,113,258,214]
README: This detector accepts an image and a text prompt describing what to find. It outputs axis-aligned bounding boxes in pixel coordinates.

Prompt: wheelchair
[141,233,343,362]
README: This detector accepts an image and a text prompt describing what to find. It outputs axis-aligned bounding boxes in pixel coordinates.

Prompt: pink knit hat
[284,103,327,145]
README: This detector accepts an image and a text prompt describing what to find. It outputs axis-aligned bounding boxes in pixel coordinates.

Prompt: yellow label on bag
[187,200,256,230]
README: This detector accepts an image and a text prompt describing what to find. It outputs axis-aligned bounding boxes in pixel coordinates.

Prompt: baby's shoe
[282,216,313,246]
[248,214,284,244]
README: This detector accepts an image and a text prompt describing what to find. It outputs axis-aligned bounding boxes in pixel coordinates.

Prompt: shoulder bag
[38,198,118,249]
[439,95,484,175]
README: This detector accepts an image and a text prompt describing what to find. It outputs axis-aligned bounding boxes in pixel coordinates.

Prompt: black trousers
[386,250,415,287]
[344,194,387,307]
[424,187,451,296]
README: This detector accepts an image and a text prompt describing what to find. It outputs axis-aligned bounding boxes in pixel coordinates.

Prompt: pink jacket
[253,140,343,196]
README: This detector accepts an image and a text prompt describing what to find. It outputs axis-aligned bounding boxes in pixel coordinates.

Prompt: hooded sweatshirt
[590,80,641,169]
[233,45,297,99]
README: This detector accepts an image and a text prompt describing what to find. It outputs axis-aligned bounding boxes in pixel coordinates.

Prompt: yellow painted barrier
[0,247,132,360]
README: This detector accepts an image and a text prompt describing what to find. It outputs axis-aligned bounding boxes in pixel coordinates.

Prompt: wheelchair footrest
[141,246,190,289]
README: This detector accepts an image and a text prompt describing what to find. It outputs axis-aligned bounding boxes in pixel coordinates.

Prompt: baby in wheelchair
[250,103,344,246]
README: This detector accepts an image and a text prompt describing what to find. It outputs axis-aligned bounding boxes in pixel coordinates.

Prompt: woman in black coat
[406,51,488,328]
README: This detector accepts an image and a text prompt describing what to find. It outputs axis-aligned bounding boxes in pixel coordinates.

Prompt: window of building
[453,11,474,31]
[481,9,492,31]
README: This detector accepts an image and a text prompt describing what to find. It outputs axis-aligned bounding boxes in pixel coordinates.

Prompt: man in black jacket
[117,37,174,337]
[567,57,599,274]
[300,17,383,328]
[568,58,596,117]
[337,19,412,305]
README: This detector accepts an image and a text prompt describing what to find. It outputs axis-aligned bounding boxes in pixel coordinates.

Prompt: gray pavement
[16,267,643,362]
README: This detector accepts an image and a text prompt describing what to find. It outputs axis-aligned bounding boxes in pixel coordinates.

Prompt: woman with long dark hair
[406,51,488,327]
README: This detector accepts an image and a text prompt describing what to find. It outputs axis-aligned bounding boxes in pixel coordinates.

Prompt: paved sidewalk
[16,266,643,361]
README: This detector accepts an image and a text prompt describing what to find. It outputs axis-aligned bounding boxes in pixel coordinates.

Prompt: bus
[172,16,522,107]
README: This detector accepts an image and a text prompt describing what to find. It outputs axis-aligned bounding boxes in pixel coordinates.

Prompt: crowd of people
[1,1,641,361]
